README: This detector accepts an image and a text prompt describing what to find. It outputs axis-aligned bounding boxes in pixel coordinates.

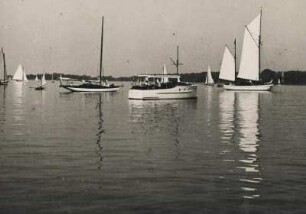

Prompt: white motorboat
[128,74,197,100]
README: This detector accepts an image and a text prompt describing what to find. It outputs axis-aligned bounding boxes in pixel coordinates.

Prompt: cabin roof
[136,74,180,78]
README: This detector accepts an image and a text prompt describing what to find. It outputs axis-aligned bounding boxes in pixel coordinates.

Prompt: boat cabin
[132,74,185,89]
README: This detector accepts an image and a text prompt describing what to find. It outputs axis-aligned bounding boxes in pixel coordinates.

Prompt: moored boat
[60,15,120,92]
[128,74,197,100]
[204,65,214,86]
[12,64,28,82]
[220,9,273,91]
[35,73,47,90]
[129,46,197,100]
[0,48,9,85]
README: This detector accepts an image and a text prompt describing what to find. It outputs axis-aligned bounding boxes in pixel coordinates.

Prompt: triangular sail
[23,68,28,82]
[35,75,38,81]
[219,46,235,81]
[41,74,47,86]
[238,13,261,81]
[0,50,3,77]
[13,64,24,81]
[206,65,214,84]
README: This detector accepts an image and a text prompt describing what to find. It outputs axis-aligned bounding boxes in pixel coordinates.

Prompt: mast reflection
[0,85,7,134]
[96,93,104,169]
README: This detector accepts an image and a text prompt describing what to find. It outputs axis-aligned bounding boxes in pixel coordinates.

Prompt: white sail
[13,64,24,81]
[238,13,261,81]
[23,68,28,82]
[35,75,38,81]
[162,64,169,83]
[41,74,47,86]
[205,65,214,84]
[0,50,3,77]
[219,46,235,81]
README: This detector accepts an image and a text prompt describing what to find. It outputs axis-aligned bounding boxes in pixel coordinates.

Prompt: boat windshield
[132,74,180,87]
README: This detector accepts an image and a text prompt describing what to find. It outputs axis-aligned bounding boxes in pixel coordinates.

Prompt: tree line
[25,69,306,85]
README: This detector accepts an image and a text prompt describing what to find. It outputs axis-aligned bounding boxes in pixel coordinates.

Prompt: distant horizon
[16,68,306,79]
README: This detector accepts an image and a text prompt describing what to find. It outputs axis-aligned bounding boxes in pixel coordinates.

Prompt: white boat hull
[223,84,273,91]
[63,86,120,92]
[128,85,197,100]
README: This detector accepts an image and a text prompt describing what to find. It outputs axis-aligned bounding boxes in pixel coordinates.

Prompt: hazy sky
[0,0,305,77]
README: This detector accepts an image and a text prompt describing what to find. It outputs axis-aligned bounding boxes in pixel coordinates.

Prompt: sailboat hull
[35,86,46,90]
[61,84,120,92]
[0,80,9,85]
[223,84,273,91]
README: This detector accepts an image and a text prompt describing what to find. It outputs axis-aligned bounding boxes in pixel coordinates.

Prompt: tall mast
[170,45,183,74]
[176,46,179,74]
[1,47,6,81]
[234,39,237,81]
[99,15,104,86]
[259,8,262,77]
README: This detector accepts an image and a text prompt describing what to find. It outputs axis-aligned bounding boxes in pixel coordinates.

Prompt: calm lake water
[1,82,306,213]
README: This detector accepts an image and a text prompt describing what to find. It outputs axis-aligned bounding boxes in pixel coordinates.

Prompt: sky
[0,0,306,77]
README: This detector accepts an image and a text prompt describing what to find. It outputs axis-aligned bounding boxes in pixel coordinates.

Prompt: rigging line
[245,25,260,48]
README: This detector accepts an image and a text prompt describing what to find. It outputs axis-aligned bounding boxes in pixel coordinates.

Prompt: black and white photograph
[1,0,306,213]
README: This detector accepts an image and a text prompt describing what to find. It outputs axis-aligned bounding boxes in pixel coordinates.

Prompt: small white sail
[238,13,261,81]
[23,68,28,82]
[13,64,24,81]
[205,65,214,84]
[35,75,38,81]
[41,74,47,86]
[219,46,235,82]
[162,64,169,83]
[0,50,3,77]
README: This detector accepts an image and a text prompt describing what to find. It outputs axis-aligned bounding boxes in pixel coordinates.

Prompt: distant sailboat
[204,65,214,86]
[60,15,120,92]
[0,47,9,85]
[35,75,38,81]
[222,9,273,91]
[35,74,47,90]
[12,64,28,82]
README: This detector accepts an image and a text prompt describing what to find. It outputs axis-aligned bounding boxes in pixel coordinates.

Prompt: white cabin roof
[136,74,180,78]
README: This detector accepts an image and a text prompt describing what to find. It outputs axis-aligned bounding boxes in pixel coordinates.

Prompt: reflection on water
[12,83,25,135]
[219,91,262,199]
[204,86,214,129]
[236,92,262,199]
[0,85,7,135]
[219,90,236,143]
[96,93,104,169]
[128,99,197,159]
[129,99,197,135]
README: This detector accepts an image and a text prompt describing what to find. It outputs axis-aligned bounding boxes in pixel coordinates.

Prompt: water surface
[1,82,306,213]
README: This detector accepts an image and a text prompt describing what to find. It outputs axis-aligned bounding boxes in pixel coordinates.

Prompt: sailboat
[204,65,214,86]
[221,9,273,91]
[35,74,47,90]
[12,64,28,82]
[0,48,9,85]
[60,16,120,92]
[35,75,38,81]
